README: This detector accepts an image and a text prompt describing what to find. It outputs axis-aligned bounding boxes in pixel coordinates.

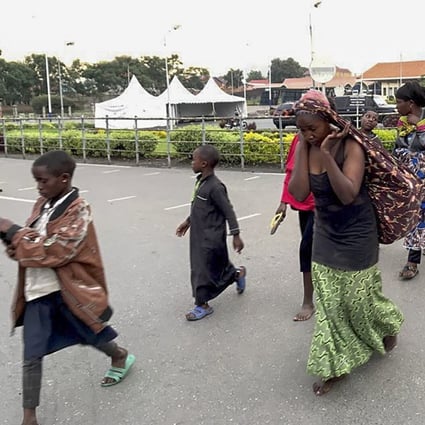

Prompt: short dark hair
[196,144,220,168]
[395,81,425,107]
[33,150,76,177]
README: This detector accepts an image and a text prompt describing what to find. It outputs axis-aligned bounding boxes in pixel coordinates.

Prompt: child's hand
[5,245,16,260]
[176,220,190,237]
[0,218,13,233]
[233,234,244,253]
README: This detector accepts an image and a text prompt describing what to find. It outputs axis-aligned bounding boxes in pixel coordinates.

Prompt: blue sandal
[236,266,247,294]
[186,305,214,321]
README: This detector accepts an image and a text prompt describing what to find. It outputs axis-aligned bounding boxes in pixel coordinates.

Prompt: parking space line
[164,203,191,211]
[18,186,36,191]
[144,172,161,176]
[107,195,136,203]
[253,172,284,176]
[238,213,261,221]
[77,163,131,169]
[244,176,260,181]
[103,169,120,174]
[0,196,35,204]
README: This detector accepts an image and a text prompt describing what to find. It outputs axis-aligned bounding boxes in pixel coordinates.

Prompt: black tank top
[309,141,379,271]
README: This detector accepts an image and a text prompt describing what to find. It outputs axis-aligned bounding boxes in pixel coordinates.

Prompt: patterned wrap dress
[306,143,404,380]
[393,113,425,252]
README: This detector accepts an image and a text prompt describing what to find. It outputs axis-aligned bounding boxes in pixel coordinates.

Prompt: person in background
[176,144,246,321]
[0,151,135,425]
[273,133,315,321]
[288,89,403,396]
[359,110,382,144]
[393,81,425,281]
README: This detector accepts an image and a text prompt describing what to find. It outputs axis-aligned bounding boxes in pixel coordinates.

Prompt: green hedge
[1,123,398,165]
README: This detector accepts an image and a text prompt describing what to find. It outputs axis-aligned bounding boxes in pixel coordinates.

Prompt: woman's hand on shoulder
[320,123,350,155]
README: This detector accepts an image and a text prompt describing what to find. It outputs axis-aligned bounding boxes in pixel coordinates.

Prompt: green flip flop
[101,354,136,387]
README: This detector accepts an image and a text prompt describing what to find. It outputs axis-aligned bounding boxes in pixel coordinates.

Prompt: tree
[247,70,264,81]
[270,57,307,83]
[222,69,244,90]
[180,66,210,91]
[0,59,36,104]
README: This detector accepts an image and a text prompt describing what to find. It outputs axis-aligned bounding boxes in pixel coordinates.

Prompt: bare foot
[22,408,38,425]
[313,375,346,396]
[383,335,397,352]
[101,347,128,386]
[22,420,38,425]
[293,304,315,322]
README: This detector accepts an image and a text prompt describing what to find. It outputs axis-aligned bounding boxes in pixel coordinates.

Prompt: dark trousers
[23,341,118,409]
[22,292,118,409]
[408,248,422,264]
[298,210,314,273]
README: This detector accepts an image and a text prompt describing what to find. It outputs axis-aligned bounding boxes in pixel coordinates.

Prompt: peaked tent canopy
[95,75,164,129]
[195,77,247,117]
[157,76,247,120]
[157,76,200,120]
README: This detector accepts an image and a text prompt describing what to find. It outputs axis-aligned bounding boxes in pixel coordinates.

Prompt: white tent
[95,75,164,129]
[195,77,247,118]
[157,76,247,120]
[157,76,200,120]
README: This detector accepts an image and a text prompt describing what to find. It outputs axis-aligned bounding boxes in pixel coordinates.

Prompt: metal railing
[0,113,397,170]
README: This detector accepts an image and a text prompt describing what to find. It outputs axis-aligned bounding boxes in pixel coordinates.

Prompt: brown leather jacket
[5,189,112,334]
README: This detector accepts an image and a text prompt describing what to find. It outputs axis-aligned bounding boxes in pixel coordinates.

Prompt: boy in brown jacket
[0,150,135,425]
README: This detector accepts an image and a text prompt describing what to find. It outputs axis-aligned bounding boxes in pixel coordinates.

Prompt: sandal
[236,266,247,294]
[101,354,136,387]
[399,264,419,280]
[186,305,214,321]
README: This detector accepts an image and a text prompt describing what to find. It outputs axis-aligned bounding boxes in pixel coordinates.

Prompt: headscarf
[294,89,334,121]
[294,89,379,151]
[294,89,361,140]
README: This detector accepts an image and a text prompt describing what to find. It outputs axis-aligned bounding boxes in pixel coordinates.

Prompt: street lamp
[164,25,181,129]
[59,41,75,117]
[44,54,52,116]
[268,63,272,108]
[309,1,322,88]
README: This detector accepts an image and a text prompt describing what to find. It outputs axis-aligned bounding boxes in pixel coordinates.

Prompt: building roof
[362,60,425,80]
[282,75,356,89]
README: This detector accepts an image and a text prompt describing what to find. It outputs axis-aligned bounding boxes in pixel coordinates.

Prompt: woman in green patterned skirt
[288,90,404,396]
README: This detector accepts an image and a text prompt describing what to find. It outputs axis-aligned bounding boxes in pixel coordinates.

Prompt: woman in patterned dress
[393,81,425,281]
[288,90,404,396]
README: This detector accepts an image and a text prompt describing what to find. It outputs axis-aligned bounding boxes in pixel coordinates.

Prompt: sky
[1,0,424,77]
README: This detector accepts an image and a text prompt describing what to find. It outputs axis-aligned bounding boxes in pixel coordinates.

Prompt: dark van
[333,95,398,126]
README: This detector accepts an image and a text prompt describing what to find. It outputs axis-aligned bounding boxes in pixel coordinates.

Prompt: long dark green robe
[188,174,240,305]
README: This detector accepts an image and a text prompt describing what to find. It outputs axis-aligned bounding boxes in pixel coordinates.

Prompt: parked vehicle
[272,102,296,129]
[332,95,398,126]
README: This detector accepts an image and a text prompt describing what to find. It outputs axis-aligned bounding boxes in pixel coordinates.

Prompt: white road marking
[164,203,191,211]
[77,163,131,169]
[18,186,36,191]
[0,196,35,204]
[244,176,260,181]
[107,195,136,203]
[144,172,160,176]
[102,169,120,174]
[80,190,89,194]
[253,172,284,176]
[238,213,261,221]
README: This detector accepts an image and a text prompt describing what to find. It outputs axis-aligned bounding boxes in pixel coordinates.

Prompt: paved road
[0,157,424,425]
